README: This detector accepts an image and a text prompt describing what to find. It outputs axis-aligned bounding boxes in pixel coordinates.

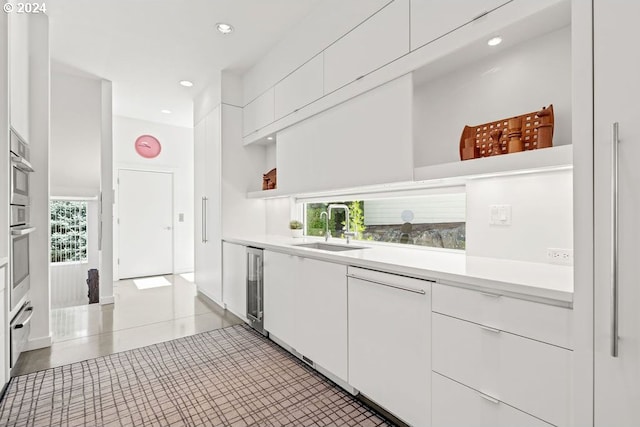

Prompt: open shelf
[247,188,289,199]
[413,144,572,182]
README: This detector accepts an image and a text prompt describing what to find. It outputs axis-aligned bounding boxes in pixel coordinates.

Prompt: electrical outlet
[546,248,574,265]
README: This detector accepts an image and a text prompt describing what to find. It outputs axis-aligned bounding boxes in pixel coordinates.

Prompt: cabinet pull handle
[477,392,500,404]
[479,325,501,334]
[202,197,208,243]
[611,122,620,357]
[480,291,501,298]
[347,274,426,295]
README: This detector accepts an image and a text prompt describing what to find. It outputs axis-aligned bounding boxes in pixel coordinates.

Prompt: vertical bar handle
[611,122,620,357]
[202,197,208,243]
[257,255,263,320]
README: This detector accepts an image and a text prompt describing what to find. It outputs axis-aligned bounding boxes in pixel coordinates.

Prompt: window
[50,200,88,263]
[304,192,466,250]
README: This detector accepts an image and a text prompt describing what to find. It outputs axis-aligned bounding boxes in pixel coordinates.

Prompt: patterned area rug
[0,325,391,427]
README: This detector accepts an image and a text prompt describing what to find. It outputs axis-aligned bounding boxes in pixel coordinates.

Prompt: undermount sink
[293,242,369,252]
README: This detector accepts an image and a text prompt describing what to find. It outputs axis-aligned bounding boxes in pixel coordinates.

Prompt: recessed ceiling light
[179,80,194,87]
[216,23,234,34]
[487,36,502,47]
[267,136,274,141]
[161,109,172,114]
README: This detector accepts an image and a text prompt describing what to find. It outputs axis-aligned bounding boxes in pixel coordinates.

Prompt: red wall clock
[134,135,162,158]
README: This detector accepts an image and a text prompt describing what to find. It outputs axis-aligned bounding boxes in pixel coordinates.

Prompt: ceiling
[46,0,323,127]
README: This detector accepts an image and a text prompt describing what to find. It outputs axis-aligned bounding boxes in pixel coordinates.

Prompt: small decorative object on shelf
[262,168,277,190]
[289,220,304,238]
[459,104,554,161]
[507,118,524,153]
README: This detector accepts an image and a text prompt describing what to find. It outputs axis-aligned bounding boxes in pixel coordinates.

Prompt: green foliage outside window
[50,200,88,263]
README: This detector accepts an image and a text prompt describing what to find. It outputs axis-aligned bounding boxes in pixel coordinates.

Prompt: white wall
[113,115,194,276]
[265,198,294,237]
[465,169,573,263]
[414,26,572,167]
[27,13,51,350]
[0,5,9,386]
[50,64,102,197]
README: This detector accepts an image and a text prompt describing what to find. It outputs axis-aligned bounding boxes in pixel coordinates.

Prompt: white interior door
[118,169,173,279]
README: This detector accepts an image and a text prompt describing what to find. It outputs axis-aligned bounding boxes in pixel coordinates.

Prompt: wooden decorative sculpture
[262,168,277,190]
[459,104,554,161]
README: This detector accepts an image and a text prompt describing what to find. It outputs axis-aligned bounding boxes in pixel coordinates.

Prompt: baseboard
[173,267,194,275]
[196,288,223,309]
[100,295,115,305]
[26,334,52,351]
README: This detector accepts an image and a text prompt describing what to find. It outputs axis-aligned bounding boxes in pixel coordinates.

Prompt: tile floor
[12,274,242,376]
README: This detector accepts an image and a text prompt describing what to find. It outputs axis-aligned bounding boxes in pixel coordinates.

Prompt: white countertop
[223,235,574,306]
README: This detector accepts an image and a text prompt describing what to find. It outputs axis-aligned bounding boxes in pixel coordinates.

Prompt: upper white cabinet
[274,54,324,121]
[323,0,410,94]
[410,0,511,51]
[243,87,274,137]
[9,13,30,142]
[277,74,413,194]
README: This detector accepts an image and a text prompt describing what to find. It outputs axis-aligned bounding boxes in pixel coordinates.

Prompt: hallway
[12,274,242,376]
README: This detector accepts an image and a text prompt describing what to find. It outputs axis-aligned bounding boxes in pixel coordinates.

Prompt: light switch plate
[489,204,512,226]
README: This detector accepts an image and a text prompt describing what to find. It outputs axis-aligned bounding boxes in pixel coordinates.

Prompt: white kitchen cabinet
[8,12,29,142]
[432,283,573,349]
[274,54,324,121]
[410,0,510,51]
[222,242,247,320]
[432,313,572,427]
[263,251,298,349]
[194,108,222,303]
[277,74,413,194]
[323,0,409,94]
[294,257,347,381]
[593,1,640,426]
[263,251,348,381]
[432,372,553,427]
[242,87,274,137]
[348,267,431,427]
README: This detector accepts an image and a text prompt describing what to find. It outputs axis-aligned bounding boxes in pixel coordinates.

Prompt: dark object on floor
[0,325,393,427]
[86,268,99,304]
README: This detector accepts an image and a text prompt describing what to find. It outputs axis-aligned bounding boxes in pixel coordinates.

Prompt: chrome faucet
[328,204,356,244]
[320,211,330,241]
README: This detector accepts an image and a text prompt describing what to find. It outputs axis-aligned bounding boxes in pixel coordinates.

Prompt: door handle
[611,122,620,357]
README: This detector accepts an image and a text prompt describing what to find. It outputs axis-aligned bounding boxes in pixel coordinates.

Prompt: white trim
[197,287,224,308]
[173,267,194,275]
[50,195,99,201]
[25,334,52,351]
[100,295,114,305]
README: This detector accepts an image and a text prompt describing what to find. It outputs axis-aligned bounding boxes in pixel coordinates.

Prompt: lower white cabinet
[294,257,348,381]
[263,250,348,381]
[432,312,572,427]
[348,267,432,427]
[432,373,553,427]
[222,242,247,320]
[263,251,298,349]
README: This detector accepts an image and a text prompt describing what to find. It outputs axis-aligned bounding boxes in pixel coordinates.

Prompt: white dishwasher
[347,266,433,427]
